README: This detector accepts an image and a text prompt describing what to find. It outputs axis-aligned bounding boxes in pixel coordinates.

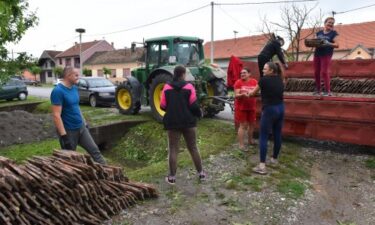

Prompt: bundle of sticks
[0,150,158,225]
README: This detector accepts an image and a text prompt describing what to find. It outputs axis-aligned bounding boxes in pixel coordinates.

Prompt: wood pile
[0,150,158,225]
[285,78,375,94]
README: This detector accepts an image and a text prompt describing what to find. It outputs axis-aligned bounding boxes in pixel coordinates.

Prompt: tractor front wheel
[149,74,172,122]
[116,83,141,115]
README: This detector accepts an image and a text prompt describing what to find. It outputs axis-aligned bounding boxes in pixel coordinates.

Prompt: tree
[261,3,322,61]
[53,66,63,79]
[83,68,92,77]
[103,67,111,79]
[0,0,38,81]
[30,65,41,81]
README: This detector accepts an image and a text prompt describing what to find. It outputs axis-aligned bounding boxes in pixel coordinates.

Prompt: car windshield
[87,79,114,88]
[174,42,201,66]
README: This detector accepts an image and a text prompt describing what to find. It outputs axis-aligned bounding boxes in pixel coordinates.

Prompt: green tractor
[115,36,228,122]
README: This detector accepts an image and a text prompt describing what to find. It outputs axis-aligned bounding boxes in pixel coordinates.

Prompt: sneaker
[313,91,321,96]
[165,175,176,185]
[252,165,267,175]
[198,171,207,181]
[270,157,279,165]
[322,92,332,96]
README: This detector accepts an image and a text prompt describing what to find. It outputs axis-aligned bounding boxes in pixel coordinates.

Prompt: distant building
[289,21,375,61]
[204,34,270,71]
[55,40,115,70]
[38,50,62,83]
[84,48,144,84]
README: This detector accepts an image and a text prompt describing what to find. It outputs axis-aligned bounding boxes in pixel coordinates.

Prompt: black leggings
[257,55,270,78]
[167,127,203,176]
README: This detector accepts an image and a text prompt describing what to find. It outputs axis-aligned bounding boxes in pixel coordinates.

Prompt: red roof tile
[56,40,102,58]
[290,21,375,52]
[204,34,269,59]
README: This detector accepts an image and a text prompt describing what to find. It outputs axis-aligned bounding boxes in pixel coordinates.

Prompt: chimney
[111,42,114,48]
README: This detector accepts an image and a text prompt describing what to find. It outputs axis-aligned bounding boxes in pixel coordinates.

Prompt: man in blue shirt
[50,66,106,164]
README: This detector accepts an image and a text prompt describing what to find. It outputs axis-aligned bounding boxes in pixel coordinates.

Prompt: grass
[0,96,45,107]
[105,118,236,182]
[364,158,375,169]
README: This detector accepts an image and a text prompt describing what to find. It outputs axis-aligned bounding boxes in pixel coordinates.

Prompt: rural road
[27,86,235,120]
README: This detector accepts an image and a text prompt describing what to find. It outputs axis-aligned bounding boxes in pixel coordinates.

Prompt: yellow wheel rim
[117,89,132,110]
[153,83,166,116]
[207,83,215,97]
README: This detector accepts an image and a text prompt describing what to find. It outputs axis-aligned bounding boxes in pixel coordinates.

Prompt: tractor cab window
[147,42,169,66]
[174,42,200,66]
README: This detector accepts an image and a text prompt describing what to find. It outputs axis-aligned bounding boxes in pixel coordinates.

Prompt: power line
[333,3,375,15]
[217,5,251,33]
[85,4,210,37]
[216,0,317,6]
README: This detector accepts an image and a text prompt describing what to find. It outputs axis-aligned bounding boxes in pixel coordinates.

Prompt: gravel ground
[0,111,373,225]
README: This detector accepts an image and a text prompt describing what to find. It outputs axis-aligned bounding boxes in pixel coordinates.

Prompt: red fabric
[237,110,256,123]
[233,78,258,111]
[227,55,243,88]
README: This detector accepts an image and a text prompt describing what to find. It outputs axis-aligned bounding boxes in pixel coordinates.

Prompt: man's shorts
[236,110,256,123]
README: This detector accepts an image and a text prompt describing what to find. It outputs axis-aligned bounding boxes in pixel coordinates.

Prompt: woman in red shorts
[234,68,258,150]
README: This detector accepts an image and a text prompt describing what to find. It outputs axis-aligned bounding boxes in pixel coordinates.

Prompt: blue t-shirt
[50,83,83,130]
[314,30,338,56]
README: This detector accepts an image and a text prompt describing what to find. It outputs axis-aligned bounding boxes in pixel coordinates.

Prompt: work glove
[322,39,332,46]
[61,134,74,150]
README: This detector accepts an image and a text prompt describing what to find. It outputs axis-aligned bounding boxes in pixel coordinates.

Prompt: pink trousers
[313,55,332,93]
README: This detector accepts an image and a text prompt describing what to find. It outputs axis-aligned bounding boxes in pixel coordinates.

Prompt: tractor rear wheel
[149,74,172,122]
[116,83,141,115]
[205,79,227,117]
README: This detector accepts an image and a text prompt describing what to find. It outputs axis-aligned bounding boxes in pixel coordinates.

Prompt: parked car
[0,78,28,101]
[13,75,40,86]
[53,78,63,86]
[77,77,116,107]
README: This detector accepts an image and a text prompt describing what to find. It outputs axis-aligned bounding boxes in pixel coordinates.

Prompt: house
[83,47,144,83]
[55,40,115,69]
[203,34,270,71]
[289,21,375,61]
[38,50,62,83]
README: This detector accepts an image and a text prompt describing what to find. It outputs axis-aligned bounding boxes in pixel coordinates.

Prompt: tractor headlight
[98,92,111,97]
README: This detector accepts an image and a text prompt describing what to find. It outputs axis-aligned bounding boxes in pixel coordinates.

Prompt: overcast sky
[7,0,375,58]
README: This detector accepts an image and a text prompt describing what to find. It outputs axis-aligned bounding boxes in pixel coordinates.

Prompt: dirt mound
[0,110,56,148]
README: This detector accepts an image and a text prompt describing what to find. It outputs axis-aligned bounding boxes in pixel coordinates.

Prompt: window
[65,58,71,67]
[47,71,52,77]
[98,69,103,77]
[123,68,131,77]
[74,58,80,68]
[148,43,159,65]
[174,42,200,66]
[59,58,62,65]
[111,69,116,78]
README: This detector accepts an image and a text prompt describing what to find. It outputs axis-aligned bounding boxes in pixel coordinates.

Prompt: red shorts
[236,110,256,123]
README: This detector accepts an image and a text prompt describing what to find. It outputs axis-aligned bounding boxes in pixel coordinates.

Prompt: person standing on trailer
[257,34,288,77]
[313,17,339,96]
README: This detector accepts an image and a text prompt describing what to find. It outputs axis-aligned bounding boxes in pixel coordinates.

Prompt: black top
[314,30,339,56]
[259,40,286,64]
[161,81,201,130]
[258,75,284,107]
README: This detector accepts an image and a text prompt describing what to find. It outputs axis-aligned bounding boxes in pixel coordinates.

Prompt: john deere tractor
[115,36,227,122]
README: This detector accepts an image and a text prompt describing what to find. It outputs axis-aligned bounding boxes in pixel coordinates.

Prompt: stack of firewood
[0,150,157,225]
[285,78,375,94]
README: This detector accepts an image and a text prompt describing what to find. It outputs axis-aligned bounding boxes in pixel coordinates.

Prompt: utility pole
[210,1,214,64]
[233,30,238,40]
[75,28,86,76]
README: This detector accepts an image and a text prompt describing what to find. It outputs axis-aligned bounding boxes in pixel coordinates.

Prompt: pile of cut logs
[285,78,375,94]
[0,150,157,225]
